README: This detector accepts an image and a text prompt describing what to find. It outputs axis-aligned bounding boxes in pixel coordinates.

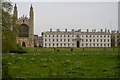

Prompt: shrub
[9,44,27,53]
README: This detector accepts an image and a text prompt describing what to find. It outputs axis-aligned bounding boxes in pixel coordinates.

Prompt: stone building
[115,31,120,47]
[13,4,34,47]
[34,35,39,47]
[42,29,111,48]
[111,30,115,47]
[111,30,120,47]
[39,36,43,47]
[34,35,42,47]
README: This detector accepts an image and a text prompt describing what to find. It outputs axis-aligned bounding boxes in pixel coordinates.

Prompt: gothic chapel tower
[13,4,17,18]
[13,4,34,47]
[29,5,34,47]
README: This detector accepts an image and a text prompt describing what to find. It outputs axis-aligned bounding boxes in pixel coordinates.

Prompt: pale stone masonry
[14,4,34,47]
[42,29,111,48]
[111,30,120,47]
[34,35,43,47]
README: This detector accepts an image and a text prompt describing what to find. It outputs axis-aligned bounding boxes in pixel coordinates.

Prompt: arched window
[19,24,29,37]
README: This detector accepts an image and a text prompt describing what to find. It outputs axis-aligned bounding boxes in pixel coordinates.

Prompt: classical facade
[13,4,34,47]
[42,29,111,48]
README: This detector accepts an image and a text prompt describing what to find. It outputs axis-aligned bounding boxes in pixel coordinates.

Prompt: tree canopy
[2,1,24,53]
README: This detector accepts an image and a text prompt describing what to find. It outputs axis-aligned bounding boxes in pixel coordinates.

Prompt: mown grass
[24,47,118,54]
[2,47,120,78]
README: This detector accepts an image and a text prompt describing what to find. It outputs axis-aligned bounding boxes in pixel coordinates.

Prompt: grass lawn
[2,47,120,78]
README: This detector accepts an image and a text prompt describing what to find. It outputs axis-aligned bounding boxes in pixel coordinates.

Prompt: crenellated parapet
[17,16,30,27]
[18,15,29,21]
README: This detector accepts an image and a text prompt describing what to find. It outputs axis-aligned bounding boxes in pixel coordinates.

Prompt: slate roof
[42,31,110,35]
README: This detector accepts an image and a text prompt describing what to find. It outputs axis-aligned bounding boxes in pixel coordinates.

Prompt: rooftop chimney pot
[78,29,81,32]
[101,29,103,32]
[65,29,67,32]
[57,29,60,32]
[72,29,74,31]
[50,29,52,32]
[87,29,89,32]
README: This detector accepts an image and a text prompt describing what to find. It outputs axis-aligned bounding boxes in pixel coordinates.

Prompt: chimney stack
[78,29,81,32]
[108,29,110,33]
[50,29,52,32]
[87,29,89,32]
[57,29,60,32]
[105,28,107,32]
[72,29,74,32]
[94,29,96,32]
[65,29,67,32]
[101,29,103,32]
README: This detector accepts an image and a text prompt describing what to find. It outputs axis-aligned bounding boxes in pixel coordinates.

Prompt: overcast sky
[10,1,118,36]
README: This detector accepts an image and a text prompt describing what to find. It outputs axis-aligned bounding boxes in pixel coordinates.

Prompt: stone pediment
[74,32,83,35]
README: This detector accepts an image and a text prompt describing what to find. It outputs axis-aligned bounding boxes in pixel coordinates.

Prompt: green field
[2,48,120,78]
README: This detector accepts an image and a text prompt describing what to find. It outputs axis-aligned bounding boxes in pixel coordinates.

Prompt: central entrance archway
[77,41,80,47]
[22,42,26,47]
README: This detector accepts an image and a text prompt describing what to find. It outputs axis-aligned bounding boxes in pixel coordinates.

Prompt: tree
[0,1,2,53]
[2,1,21,53]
